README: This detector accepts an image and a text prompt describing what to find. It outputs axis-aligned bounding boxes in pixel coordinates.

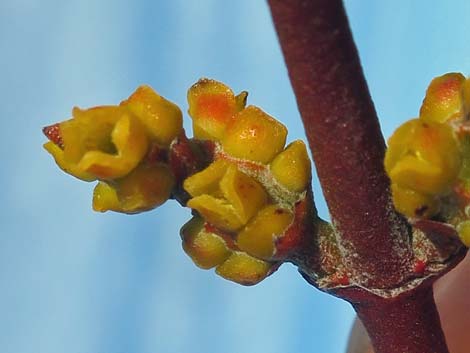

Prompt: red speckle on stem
[414,260,427,275]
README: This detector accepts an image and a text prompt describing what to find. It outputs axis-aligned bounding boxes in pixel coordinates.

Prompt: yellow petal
[122,85,183,146]
[78,114,148,179]
[181,217,232,269]
[183,159,229,197]
[216,252,273,286]
[43,141,95,181]
[219,164,268,223]
[270,140,311,192]
[186,195,243,232]
[420,73,465,124]
[222,106,287,163]
[237,205,293,259]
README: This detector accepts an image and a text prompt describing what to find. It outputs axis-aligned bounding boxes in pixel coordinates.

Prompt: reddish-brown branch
[267,1,460,353]
[351,285,448,353]
[268,0,413,288]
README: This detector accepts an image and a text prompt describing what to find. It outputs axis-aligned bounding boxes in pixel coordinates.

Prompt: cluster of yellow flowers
[385,73,470,246]
[43,79,312,285]
[44,86,183,213]
[181,79,311,284]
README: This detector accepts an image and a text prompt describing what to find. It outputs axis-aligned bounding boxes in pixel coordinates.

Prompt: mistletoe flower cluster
[43,79,314,285]
[385,72,470,246]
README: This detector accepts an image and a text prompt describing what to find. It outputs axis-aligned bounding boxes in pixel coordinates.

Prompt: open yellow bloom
[44,85,183,214]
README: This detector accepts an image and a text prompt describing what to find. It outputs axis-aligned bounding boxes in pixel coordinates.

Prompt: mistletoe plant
[42,1,468,352]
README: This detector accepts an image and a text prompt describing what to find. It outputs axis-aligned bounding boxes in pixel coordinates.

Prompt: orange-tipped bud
[420,73,465,124]
[181,217,232,269]
[237,205,294,259]
[188,79,245,141]
[215,251,274,286]
[222,106,287,163]
[121,85,183,146]
[270,140,311,192]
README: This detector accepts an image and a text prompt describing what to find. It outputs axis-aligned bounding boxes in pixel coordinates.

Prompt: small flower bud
[222,106,287,163]
[181,217,232,269]
[92,163,174,213]
[187,79,245,141]
[237,205,293,260]
[122,85,183,146]
[385,119,460,195]
[215,251,274,286]
[219,164,268,223]
[420,73,465,124]
[270,140,311,192]
[186,195,244,232]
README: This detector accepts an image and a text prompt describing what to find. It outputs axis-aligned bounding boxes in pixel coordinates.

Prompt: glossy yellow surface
[222,106,287,163]
[390,183,439,218]
[420,73,465,124]
[186,195,244,232]
[270,140,311,192]
[181,217,231,269]
[187,78,246,141]
[219,164,268,223]
[92,163,174,213]
[122,85,183,146]
[215,251,272,286]
[183,159,229,197]
[385,119,460,195]
[237,205,293,259]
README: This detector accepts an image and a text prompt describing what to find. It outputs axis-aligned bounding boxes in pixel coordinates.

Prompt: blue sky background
[2,1,470,353]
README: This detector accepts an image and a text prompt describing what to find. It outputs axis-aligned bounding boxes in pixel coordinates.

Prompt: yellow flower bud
[45,106,149,180]
[183,159,229,197]
[215,251,273,286]
[92,181,121,212]
[270,140,311,192]
[186,195,244,232]
[219,164,268,223]
[92,163,174,213]
[121,85,183,146]
[420,73,465,124]
[385,119,460,195]
[237,205,294,259]
[188,79,245,141]
[390,183,439,218]
[456,220,470,247]
[222,106,287,163]
[180,217,232,269]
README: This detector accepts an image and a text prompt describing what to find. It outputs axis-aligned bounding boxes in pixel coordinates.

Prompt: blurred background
[2,1,470,352]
